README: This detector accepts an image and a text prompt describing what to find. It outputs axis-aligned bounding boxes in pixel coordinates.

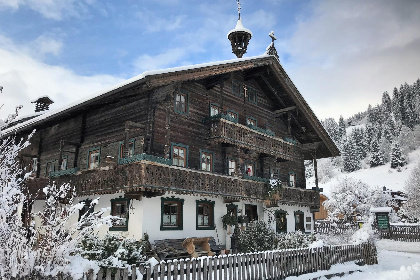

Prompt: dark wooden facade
[6,56,339,210]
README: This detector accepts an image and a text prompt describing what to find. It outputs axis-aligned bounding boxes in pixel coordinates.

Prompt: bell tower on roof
[227,0,252,58]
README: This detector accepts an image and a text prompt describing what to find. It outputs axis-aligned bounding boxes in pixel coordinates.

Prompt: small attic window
[31,96,54,112]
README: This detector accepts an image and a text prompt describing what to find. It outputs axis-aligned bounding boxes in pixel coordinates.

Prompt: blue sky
[1,0,420,121]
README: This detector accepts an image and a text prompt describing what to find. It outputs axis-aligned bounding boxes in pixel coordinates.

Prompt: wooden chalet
[3,16,339,249]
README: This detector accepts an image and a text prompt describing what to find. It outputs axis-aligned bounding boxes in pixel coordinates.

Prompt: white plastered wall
[31,192,314,247]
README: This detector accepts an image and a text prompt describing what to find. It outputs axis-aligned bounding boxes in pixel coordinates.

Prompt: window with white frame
[201,151,213,172]
[210,104,221,117]
[174,92,188,115]
[172,144,187,167]
[228,159,237,176]
[245,163,254,176]
[88,148,100,169]
[289,172,296,187]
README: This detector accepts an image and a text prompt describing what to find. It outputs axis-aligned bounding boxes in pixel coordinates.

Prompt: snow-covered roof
[370,207,392,213]
[227,18,253,38]
[1,54,269,136]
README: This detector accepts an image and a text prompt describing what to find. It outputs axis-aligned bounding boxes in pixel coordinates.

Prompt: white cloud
[0,0,95,20]
[283,0,420,120]
[0,34,123,120]
[32,35,63,56]
[132,48,188,74]
[136,10,186,33]
[0,0,21,10]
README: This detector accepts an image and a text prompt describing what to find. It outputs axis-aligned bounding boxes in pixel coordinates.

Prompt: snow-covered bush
[351,215,376,245]
[276,231,316,250]
[0,133,35,279]
[0,131,111,278]
[238,221,277,253]
[324,177,390,222]
[403,161,420,220]
[32,183,110,277]
[79,233,146,269]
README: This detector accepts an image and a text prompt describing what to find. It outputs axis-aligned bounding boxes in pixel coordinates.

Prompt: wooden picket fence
[17,243,377,280]
[380,225,420,241]
[314,221,359,234]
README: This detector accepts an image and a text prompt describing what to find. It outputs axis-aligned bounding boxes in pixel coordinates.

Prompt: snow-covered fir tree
[342,135,360,172]
[369,136,384,167]
[390,141,405,169]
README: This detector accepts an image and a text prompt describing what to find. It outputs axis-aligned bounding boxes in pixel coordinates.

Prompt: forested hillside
[307,78,420,195]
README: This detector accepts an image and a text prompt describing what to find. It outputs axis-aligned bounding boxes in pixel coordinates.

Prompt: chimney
[31,96,54,112]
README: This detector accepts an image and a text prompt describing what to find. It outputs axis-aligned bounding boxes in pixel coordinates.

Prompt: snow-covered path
[285,240,420,280]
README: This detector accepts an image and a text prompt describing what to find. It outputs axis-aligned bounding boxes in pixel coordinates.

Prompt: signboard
[376,213,389,229]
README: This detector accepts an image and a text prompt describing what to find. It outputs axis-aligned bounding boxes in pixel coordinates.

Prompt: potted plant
[237,215,249,231]
[222,213,237,234]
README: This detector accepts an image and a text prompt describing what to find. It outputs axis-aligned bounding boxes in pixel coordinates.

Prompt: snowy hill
[307,138,420,197]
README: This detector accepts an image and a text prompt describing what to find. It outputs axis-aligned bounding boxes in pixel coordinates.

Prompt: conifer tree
[390,141,405,169]
[370,136,384,167]
[338,115,346,140]
[322,118,341,146]
[381,91,392,117]
[392,87,402,123]
[342,136,360,172]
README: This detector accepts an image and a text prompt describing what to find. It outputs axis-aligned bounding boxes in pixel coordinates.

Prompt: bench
[153,237,222,260]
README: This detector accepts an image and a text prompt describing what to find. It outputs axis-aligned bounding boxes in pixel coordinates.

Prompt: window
[232,80,243,97]
[119,140,135,159]
[78,199,94,228]
[226,109,238,123]
[46,161,55,176]
[196,200,215,230]
[289,172,296,187]
[161,197,184,230]
[226,204,238,219]
[228,158,237,176]
[200,150,213,172]
[172,143,188,167]
[295,211,304,231]
[174,91,188,115]
[244,162,255,176]
[87,148,100,170]
[305,216,312,231]
[32,158,38,173]
[245,204,258,222]
[60,155,68,170]
[275,210,287,233]
[246,116,257,127]
[247,87,257,104]
[110,197,130,231]
[271,168,280,179]
[210,103,221,117]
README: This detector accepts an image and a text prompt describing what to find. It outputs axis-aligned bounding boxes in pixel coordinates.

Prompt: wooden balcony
[27,155,319,208]
[207,117,299,161]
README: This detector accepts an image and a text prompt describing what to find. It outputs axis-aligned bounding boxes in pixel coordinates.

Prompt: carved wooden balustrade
[208,118,299,161]
[27,158,320,208]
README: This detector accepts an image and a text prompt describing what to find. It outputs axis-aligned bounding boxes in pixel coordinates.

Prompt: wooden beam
[301,142,323,151]
[274,106,296,116]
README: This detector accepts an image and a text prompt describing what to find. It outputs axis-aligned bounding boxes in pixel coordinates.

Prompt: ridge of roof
[1,54,271,136]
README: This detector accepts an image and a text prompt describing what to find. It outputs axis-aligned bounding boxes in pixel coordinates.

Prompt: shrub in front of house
[276,231,317,249]
[79,233,146,268]
[238,221,278,253]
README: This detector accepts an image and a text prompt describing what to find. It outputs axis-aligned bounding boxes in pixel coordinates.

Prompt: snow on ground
[286,240,420,280]
[311,149,420,197]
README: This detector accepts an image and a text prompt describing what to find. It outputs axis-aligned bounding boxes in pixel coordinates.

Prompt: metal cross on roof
[269,31,277,42]
[236,0,241,19]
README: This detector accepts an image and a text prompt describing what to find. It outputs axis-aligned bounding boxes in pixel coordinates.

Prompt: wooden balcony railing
[28,156,319,208]
[208,118,299,161]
